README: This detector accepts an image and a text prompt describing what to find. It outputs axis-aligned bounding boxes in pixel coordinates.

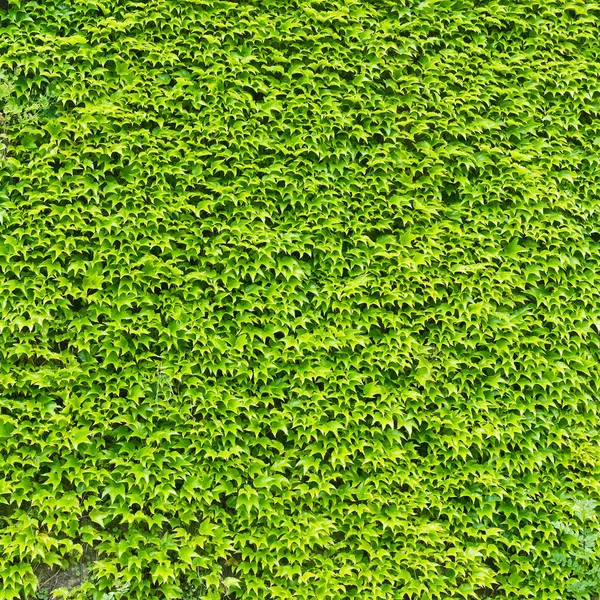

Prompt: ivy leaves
[1,0,600,599]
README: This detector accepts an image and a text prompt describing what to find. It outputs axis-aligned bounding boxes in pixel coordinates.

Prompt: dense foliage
[1,0,600,598]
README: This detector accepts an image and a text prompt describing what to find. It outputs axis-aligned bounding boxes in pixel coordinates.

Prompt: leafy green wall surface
[1,0,600,598]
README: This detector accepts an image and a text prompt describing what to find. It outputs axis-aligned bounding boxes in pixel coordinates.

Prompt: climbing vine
[1,0,600,599]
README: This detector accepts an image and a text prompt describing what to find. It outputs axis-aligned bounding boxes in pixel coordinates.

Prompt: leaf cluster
[1,0,600,599]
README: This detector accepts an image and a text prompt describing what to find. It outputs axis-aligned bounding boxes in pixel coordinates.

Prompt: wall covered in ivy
[1,0,600,598]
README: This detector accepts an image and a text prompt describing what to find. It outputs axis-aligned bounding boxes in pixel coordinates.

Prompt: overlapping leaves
[1,0,600,598]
